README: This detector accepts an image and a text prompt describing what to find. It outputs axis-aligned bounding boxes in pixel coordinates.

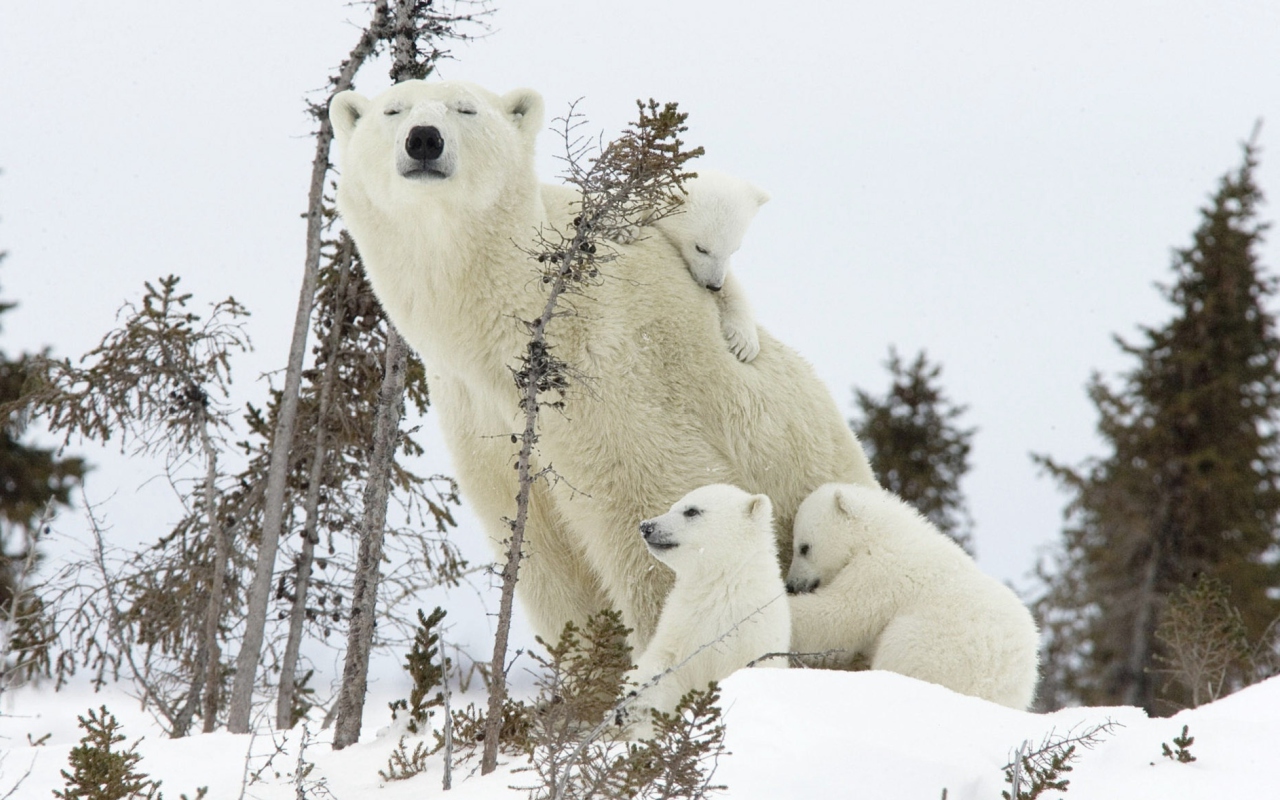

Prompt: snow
[4,671,1277,799]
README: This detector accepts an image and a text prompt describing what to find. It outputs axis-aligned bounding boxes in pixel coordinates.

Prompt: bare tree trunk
[480,295,565,773]
[1123,532,1162,708]
[166,416,225,738]
[227,0,391,735]
[200,421,228,733]
[331,329,407,749]
[441,634,454,791]
[275,240,355,729]
[329,0,425,751]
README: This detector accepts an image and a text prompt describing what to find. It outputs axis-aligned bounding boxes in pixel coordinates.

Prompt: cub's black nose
[639,520,656,540]
[405,125,444,161]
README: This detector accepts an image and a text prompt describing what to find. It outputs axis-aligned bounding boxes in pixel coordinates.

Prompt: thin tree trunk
[1123,532,1162,708]
[441,636,454,791]
[331,329,408,749]
[200,421,228,733]
[169,415,225,738]
[275,240,354,729]
[227,0,391,735]
[330,0,421,751]
[481,275,573,774]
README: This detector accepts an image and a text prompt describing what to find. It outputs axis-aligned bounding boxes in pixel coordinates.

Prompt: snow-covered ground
[2,670,1275,799]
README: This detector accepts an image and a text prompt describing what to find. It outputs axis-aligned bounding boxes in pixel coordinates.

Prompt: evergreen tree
[15,276,251,733]
[0,253,85,685]
[1035,133,1280,712]
[851,348,976,553]
[54,705,162,800]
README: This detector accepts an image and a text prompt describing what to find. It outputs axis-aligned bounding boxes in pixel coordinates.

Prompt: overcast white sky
[3,0,1279,665]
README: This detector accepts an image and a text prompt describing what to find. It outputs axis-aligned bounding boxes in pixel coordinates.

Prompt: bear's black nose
[639,520,656,540]
[405,125,445,161]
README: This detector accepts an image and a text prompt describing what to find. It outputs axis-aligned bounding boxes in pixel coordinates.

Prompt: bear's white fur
[329,80,876,647]
[636,169,768,363]
[624,484,790,737]
[787,483,1040,709]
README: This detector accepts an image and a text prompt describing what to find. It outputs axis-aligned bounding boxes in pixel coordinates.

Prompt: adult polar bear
[329,80,875,646]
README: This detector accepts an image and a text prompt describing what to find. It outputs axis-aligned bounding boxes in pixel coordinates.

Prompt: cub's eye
[682,507,701,519]
[383,107,402,116]
[455,105,478,116]
[798,544,810,557]
[694,245,710,255]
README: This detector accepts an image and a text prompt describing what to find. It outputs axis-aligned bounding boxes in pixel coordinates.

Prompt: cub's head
[660,169,769,290]
[785,483,866,595]
[329,80,543,218]
[638,484,774,574]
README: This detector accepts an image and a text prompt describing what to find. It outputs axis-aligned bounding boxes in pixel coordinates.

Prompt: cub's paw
[723,319,761,363]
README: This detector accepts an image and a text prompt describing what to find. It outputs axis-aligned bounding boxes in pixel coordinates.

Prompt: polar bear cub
[624,484,790,736]
[617,169,768,363]
[787,484,1040,709]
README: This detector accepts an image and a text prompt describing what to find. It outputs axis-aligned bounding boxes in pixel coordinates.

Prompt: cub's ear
[747,493,773,524]
[329,91,370,148]
[502,88,544,139]
[751,184,770,207]
[833,487,857,518]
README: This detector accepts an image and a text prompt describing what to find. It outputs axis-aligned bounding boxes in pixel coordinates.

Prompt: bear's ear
[833,487,857,518]
[746,493,773,525]
[502,88,544,139]
[330,91,369,148]
[751,184,770,207]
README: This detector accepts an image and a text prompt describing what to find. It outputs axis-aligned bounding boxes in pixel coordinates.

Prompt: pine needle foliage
[526,611,727,800]
[54,706,162,800]
[1154,574,1251,708]
[446,696,534,756]
[18,275,249,456]
[13,276,251,734]
[1002,720,1120,800]
[1161,724,1196,763]
[1034,133,1280,711]
[0,262,85,627]
[378,735,431,782]
[532,609,634,732]
[851,348,976,553]
[388,606,448,734]
[614,688,728,800]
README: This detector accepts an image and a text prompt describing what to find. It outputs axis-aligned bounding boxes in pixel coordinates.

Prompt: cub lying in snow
[613,169,768,363]
[787,483,1040,709]
[621,484,790,737]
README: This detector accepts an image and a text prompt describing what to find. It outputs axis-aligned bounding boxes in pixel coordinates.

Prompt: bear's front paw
[723,320,761,363]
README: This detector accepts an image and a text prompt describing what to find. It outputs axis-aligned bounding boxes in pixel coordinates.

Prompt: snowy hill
[3,670,1276,799]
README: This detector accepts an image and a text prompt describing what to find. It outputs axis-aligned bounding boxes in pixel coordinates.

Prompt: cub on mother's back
[787,483,1040,709]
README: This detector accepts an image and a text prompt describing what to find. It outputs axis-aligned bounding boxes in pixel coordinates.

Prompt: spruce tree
[0,269,86,590]
[851,348,976,553]
[1035,133,1280,712]
[0,256,84,685]
[54,706,162,800]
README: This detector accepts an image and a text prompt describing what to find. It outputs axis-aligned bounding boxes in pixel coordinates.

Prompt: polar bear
[623,484,790,737]
[787,483,1039,709]
[329,80,876,648]
[614,169,768,362]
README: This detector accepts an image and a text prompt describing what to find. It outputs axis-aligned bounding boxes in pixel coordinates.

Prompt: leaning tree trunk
[226,0,391,735]
[275,240,355,729]
[331,329,407,749]
[330,0,434,750]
